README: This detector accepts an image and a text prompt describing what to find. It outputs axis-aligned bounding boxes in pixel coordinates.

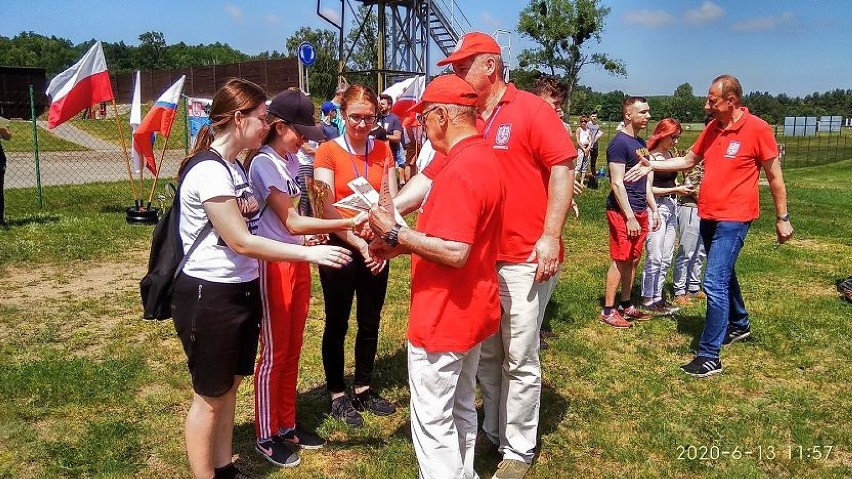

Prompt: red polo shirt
[691,108,778,221]
[424,84,576,263]
[409,136,504,353]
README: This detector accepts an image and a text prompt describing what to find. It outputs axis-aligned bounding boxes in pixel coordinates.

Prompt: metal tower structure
[317,0,472,92]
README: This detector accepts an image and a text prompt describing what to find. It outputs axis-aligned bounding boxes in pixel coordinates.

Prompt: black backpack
[140,151,228,320]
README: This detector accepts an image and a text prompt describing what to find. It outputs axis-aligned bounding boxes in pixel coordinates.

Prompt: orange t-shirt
[409,136,504,353]
[425,84,577,263]
[690,108,778,222]
[314,137,393,217]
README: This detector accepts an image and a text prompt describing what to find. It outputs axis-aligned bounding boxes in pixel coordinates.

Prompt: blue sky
[2,0,850,97]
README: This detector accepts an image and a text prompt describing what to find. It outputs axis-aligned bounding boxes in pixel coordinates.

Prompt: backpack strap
[171,150,231,279]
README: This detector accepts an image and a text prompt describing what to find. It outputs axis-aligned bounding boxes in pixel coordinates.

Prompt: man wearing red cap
[394,32,577,478]
[369,74,504,479]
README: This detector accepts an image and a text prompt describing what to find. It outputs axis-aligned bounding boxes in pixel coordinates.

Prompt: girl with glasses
[314,84,399,427]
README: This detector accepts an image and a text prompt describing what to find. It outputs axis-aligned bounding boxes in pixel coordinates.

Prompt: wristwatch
[384,224,402,247]
[777,213,790,222]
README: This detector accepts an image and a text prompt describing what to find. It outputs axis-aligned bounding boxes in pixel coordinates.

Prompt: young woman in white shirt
[171,79,352,479]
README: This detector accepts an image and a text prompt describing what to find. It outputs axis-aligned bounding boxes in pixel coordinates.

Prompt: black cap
[267,90,325,142]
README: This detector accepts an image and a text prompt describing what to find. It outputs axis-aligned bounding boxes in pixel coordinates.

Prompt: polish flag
[133,75,186,175]
[129,71,143,174]
[46,41,114,129]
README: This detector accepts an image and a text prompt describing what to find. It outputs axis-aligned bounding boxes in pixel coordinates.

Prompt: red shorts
[607,209,649,261]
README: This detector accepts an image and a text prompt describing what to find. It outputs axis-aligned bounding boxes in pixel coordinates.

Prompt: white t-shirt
[248,145,304,245]
[179,155,260,283]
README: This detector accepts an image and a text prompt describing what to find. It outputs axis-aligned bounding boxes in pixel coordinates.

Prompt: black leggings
[319,237,390,394]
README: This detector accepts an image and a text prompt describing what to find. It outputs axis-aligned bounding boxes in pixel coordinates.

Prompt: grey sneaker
[330,395,364,427]
[352,388,397,416]
[493,459,531,479]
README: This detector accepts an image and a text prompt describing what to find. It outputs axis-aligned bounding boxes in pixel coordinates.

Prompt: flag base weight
[125,206,160,225]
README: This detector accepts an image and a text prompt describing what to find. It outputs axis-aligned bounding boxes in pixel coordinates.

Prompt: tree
[136,31,167,70]
[668,83,704,123]
[285,27,339,100]
[517,0,626,114]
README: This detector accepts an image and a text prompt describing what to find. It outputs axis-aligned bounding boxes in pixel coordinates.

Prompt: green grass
[3,120,89,152]
[0,161,850,477]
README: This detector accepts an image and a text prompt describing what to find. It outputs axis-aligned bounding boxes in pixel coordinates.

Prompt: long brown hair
[179,78,267,178]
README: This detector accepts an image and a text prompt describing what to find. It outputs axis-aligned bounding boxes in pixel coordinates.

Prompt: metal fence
[3,88,851,218]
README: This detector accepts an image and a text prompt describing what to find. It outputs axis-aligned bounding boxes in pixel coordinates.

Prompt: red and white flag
[133,75,186,175]
[46,41,114,129]
[385,76,425,117]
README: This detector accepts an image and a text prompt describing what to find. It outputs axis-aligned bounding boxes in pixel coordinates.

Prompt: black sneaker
[723,326,751,345]
[330,395,364,427]
[255,437,300,468]
[680,356,722,378]
[281,427,326,450]
[352,388,397,416]
[214,463,255,479]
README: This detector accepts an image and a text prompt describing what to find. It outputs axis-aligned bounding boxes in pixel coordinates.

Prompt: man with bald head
[625,74,793,378]
[395,32,577,478]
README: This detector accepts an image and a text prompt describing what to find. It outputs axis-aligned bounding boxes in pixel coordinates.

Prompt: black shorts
[172,273,261,398]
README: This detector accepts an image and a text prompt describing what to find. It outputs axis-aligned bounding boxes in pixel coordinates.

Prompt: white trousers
[673,205,707,295]
[477,262,557,463]
[641,196,678,301]
[409,341,481,479]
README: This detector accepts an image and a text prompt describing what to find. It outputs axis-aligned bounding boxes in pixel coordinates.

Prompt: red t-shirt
[314,137,393,218]
[423,84,576,262]
[409,136,504,353]
[691,108,778,221]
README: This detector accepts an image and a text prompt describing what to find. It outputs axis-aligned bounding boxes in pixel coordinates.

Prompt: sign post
[297,41,317,95]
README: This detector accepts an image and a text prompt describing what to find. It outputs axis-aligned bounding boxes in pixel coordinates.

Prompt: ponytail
[178,124,215,179]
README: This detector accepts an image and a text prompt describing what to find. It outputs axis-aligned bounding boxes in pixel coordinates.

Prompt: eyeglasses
[416,106,440,124]
[347,114,378,125]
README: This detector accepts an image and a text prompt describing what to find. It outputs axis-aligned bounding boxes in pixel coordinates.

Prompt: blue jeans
[697,220,751,359]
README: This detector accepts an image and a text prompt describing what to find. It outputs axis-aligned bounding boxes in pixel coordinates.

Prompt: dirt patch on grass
[0,258,145,309]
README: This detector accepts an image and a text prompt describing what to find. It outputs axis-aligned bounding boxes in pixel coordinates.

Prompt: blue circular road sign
[298,42,317,67]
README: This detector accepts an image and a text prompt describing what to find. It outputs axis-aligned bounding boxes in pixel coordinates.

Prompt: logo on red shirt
[725,140,741,158]
[494,124,512,149]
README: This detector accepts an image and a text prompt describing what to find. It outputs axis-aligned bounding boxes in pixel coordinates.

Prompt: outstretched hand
[307,245,352,268]
[624,159,652,183]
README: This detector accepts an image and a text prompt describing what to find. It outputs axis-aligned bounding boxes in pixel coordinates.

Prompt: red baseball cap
[436,32,502,67]
[407,75,478,114]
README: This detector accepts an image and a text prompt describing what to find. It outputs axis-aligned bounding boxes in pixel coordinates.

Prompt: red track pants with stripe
[254,260,311,440]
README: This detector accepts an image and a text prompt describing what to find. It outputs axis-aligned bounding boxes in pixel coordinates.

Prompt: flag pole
[147,134,171,205]
[111,98,138,201]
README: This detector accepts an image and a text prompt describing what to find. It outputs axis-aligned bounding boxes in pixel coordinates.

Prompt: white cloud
[224,3,244,23]
[684,1,724,25]
[732,12,794,32]
[624,10,676,28]
[264,14,280,25]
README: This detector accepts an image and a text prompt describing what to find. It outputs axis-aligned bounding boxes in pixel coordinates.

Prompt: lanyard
[482,104,504,139]
[343,134,370,178]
